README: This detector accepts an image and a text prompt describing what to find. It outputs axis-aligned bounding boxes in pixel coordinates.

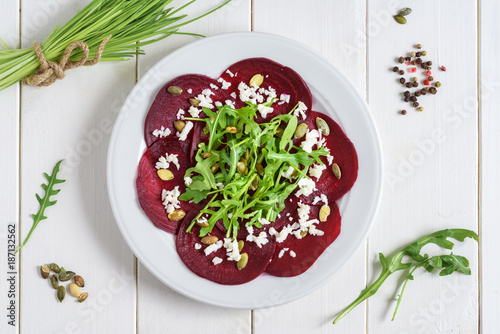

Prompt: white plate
[107,32,382,309]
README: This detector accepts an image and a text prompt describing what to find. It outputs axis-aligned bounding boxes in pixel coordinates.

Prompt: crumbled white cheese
[210,83,219,90]
[217,77,231,90]
[257,104,274,118]
[297,202,310,221]
[309,163,327,179]
[226,69,235,77]
[204,240,223,256]
[293,101,308,120]
[327,155,334,165]
[282,166,295,180]
[230,92,237,99]
[308,225,324,236]
[289,250,296,258]
[152,126,171,138]
[184,177,193,186]
[280,93,290,104]
[312,194,328,205]
[176,108,185,120]
[225,100,236,108]
[176,121,193,141]
[156,153,180,170]
[246,231,269,248]
[187,88,193,94]
[274,225,293,243]
[212,257,223,265]
[237,81,264,104]
[289,217,293,221]
[295,178,316,197]
[258,218,271,226]
[202,88,214,96]
[188,106,202,118]
[161,186,181,213]
[195,89,215,109]
[196,216,207,226]
[278,248,290,259]
[194,243,201,250]
[215,101,223,107]
[300,129,320,153]
[216,182,224,190]
[223,238,241,261]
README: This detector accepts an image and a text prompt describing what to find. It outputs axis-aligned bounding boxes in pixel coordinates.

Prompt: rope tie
[24,35,112,87]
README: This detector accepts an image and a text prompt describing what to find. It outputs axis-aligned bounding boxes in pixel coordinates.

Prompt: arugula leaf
[332,229,478,324]
[178,188,209,204]
[15,160,65,253]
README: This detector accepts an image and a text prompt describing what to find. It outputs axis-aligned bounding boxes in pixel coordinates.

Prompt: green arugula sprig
[180,102,328,238]
[15,160,65,254]
[333,228,478,323]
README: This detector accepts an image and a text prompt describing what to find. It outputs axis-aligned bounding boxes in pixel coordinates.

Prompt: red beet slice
[144,74,229,147]
[176,220,276,285]
[136,137,195,234]
[219,58,313,123]
[265,203,341,277]
[294,111,358,204]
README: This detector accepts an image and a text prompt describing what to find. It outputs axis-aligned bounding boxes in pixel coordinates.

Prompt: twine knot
[24,35,111,87]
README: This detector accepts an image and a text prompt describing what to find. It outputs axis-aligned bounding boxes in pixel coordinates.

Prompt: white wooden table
[1,1,496,333]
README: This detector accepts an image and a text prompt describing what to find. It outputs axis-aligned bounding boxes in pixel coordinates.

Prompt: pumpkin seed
[238,240,244,252]
[319,205,331,222]
[189,98,200,107]
[157,169,174,181]
[41,265,50,279]
[167,85,182,95]
[332,163,341,180]
[174,120,185,132]
[244,148,250,161]
[196,219,209,228]
[256,163,264,177]
[201,152,212,159]
[226,126,239,134]
[240,157,247,166]
[59,271,76,282]
[50,274,59,289]
[201,235,218,245]
[69,283,81,298]
[78,292,89,303]
[275,127,284,138]
[237,161,248,175]
[59,267,66,276]
[49,263,60,273]
[294,123,308,139]
[237,253,249,270]
[393,15,407,24]
[398,7,412,16]
[250,177,259,191]
[300,231,308,238]
[73,275,85,288]
[316,117,330,136]
[57,286,66,303]
[249,74,264,87]
[168,209,186,221]
[211,162,220,174]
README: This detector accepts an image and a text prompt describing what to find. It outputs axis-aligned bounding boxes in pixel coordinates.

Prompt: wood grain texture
[136,1,253,333]
[18,1,137,333]
[252,1,368,333]
[479,1,500,333]
[0,3,19,334]
[367,1,478,333]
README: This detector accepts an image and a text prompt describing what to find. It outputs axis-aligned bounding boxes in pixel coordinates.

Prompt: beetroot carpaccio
[136,57,358,285]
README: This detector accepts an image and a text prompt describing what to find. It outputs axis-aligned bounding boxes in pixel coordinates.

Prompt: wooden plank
[367,1,479,333]
[136,1,253,333]
[252,1,368,333]
[0,2,20,334]
[479,1,500,333]
[19,1,137,333]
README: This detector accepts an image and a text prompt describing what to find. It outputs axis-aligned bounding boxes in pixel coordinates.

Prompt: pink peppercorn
[408,67,417,73]
[426,70,432,76]
[405,61,411,65]
[441,66,446,71]
[424,79,430,86]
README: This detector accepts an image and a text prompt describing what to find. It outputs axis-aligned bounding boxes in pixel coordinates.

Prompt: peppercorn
[416,44,422,49]
[421,63,428,69]
[422,51,427,56]
[412,82,418,87]
[406,82,412,88]
[425,70,432,76]
[404,91,410,97]
[416,52,422,57]
[399,70,404,75]
[392,66,399,72]
[398,57,404,63]
[413,102,419,108]
[405,57,411,61]
[410,96,417,102]
[410,52,416,57]
[429,87,437,94]
[411,61,416,65]
[399,77,406,84]
[421,89,427,95]
[426,61,432,66]
[401,109,407,115]
[423,79,430,86]
[416,58,422,64]
[441,66,446,71]
[404,97,409,102]
[417,106,424,112]
[414,91,421,97]
[428,76,434,81]
[435,81,441,87]
[412,77,418,82]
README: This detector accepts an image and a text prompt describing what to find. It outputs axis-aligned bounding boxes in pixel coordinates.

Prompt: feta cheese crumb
[156,153,180,170]
[257,104,274,118]
[215,101,223,107]
[152,126,171,138]
[293,101,308,120]
[204,240,223,256]
[176,121,193,141]
[223,238,241,261]
[225,69,235,77]
[282,166,295,180]
[295,178,316,197]
[258,218,271,226]
[246,231,269,248]
[217,77,231,90]
[187,88,193,94]
[184,177,193,186]
[230,92,237,99]
[309,163,327,179]
[210,83,219,90]
[225,100,236,108]
[327,155,334,165]
[289,250,296,258]
[300,129,320,153]
[194,243,201,250]
[216,182,224,190]
[212,257,223,265]
[161,186,181,213]
[176,108,185,120]
[188,106,202,118]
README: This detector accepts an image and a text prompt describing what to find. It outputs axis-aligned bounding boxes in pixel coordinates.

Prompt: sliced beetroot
[144,74,229,147]
[294,111,358,204]
[176,219,276,285]
[265,203,341,277]
[219,58,312,123]
[136,137,195,234]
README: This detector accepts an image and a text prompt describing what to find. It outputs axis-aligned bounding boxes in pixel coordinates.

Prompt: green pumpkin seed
[250,177,259,191]
[49,263,60,273]
[300,231,308,238]
[319,205,331,222]
[78,292,89,303]
[249,74,264,87]
[211,162,220,174]
[393,15,407,24]
[59,271,76,282]
[73,275,85,288]
[275,127,284,138]
[50,274,59,289]
[201,152,212,159]
[238,240,244,252]
[237,161,248,175]
[167,209,186,221]
[244,148,250,161]
[332,163,341,180]
[157,169,174,181]
[398,7,412,16]
[174,120,185,132]
[256,163,264,177]
[167,86,182,95]
[40,265,50,279]
[316,117,330,136]
[189,98,200,107]
[59,266,66,276]
[237,253,249,270]
[57,286,65,303]
[225,126,239,134]
[294,123,308,139]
